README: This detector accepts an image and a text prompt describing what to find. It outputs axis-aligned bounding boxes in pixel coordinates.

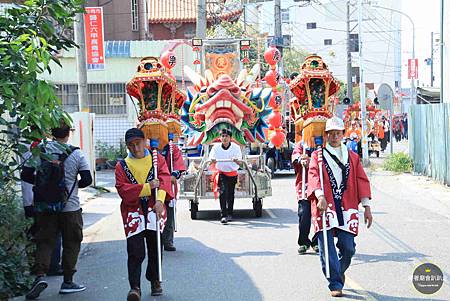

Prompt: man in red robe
[307,116,373,298]
[292,141,318,254]
[115,128,172,301]
[161,134,186,251]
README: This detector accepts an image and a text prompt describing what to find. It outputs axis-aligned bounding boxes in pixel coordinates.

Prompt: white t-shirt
[209,142,242,172]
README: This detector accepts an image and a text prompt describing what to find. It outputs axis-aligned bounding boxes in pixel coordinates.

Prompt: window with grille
[131,0,139,32]
[306,22,316,29]
[324,39,332,45]
[55,83,127,115]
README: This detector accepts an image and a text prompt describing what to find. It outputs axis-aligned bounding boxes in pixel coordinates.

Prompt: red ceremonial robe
[307,146,371,236]
[292,142,309,201]
[115,152,173,238]
[163,143,186,198]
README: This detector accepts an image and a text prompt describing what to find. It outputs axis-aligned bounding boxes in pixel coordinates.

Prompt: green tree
[0,1,83,298]
[282,47,308,78]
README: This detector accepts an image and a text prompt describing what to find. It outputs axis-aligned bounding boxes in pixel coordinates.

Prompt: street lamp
[372,5,416,107]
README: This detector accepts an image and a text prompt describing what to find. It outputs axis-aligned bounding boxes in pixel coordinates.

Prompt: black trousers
[162,205,174,246]
[127,230,162,289]
[297,200,317,247]
[33,209,83,282]
[218,174,238,217]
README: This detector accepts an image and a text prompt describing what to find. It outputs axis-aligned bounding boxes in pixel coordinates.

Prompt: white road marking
[265,209,277,219]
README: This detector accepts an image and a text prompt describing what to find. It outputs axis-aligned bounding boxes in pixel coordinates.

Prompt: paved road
[15,159,450,301]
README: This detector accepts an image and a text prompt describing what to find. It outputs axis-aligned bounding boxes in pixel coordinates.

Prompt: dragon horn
[236,68,248,86]
[204,69,214,85]
[246,64,260,83]
[184,66,207,88]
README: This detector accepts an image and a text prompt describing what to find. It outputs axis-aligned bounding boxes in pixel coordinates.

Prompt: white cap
[325,116,345,132]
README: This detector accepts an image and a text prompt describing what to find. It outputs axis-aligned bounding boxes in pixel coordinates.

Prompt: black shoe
[59,281,86,294]
[220,217,228,224]
[26,276,48,300]
[151,280,163,296]
[312,245,320,253]
[227,215,233,222]
[297,245,308,255]
[127,288,141,301]
[164,244,176,251]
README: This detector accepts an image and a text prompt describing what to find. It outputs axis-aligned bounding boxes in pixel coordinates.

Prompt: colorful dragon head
[181,66,272,145]
[126,56,186,148]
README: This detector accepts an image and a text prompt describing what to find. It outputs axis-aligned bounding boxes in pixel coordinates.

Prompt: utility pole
[196,0,207,38]
[346,0,353,102]
[431,32,434,87]
[74,9,89,112]
[139,0,148,40]
[358,0,369,166]
[274,0,284,75]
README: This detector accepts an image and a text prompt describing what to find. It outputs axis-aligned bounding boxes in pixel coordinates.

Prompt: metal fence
[409,103,450,185]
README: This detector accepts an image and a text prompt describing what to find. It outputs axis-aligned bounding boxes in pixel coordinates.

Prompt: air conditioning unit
[109,96,124,106]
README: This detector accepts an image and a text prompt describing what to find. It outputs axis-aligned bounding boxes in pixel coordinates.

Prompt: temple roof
[148,0,243,24]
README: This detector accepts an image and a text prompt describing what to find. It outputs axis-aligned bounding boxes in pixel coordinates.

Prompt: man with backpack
[21,121,92,299]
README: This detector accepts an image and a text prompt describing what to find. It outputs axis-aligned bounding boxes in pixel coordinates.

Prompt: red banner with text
[84,7,105,70]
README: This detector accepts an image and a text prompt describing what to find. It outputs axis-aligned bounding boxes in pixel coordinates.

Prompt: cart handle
[202,159,259,199]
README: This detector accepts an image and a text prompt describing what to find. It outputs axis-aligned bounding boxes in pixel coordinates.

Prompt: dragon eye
[240,87,247,92]
[144,63,152,70]
[200,86,207,93]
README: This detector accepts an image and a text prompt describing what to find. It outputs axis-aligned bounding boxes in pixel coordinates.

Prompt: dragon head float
[126,56,186,149]
[289,55,340,147]
[181,66,272,145]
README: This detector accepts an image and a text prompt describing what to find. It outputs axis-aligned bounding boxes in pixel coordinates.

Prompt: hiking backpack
[33,145,79,213]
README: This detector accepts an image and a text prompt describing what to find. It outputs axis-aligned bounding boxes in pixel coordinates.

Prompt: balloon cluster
[264,46,286,148]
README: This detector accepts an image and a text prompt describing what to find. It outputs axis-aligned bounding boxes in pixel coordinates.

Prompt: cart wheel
[190,200,198,220]
[253,198,263,218]
[267,157,275,177]
[376,151,380,158]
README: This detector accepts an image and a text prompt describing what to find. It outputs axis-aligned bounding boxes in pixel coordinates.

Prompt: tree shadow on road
[27,237,264,301]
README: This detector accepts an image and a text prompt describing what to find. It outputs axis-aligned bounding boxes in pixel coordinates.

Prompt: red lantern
[270,130,286,148]
[265,69,278,87]
[267,111,282,128]
[160,50,177,70]
[268,91,282,108]
[264,46,281,66]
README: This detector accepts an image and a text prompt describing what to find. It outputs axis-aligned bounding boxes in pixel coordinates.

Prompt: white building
[443,1,450,103]
[244,0,402,92]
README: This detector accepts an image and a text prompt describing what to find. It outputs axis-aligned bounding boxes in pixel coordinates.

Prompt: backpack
[33,145,79,213]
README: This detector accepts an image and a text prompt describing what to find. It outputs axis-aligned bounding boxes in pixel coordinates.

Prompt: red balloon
[270,130,286,148]
[267,111,282,128]
[264,46,281,66]
[160,50,177,70]
[265,69,278,87]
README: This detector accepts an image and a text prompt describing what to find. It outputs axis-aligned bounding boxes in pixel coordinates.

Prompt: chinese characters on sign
[84,7,105,70]
[408,58,418,79]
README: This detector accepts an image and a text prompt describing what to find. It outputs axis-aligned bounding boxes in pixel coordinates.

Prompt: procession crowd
[20,114,375,300]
